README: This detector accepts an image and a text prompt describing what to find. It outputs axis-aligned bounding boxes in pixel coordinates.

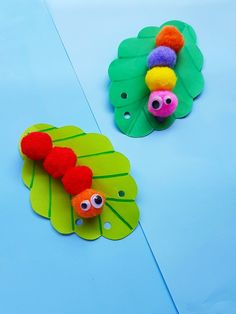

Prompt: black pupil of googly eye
[152,100,160,109]
[166,97,172,104]
[94,195,102,205]
[81,202,88,209]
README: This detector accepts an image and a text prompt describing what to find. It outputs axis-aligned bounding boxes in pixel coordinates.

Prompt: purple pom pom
[147,46,177,68]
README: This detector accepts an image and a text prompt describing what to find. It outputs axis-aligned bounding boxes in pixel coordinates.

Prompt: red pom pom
[62,166,93,195]
[156,26,184,53]
[43,147,77,179]
[21,132,52,160]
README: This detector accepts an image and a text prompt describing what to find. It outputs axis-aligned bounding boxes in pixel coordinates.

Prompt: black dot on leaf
[118,190,125,197]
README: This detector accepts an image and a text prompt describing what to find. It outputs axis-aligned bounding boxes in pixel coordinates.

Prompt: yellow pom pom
[145,67,177,91]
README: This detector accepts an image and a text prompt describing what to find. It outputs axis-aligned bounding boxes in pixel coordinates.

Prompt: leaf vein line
[29,161,36,189]
[78,150,114,159]
[70,195,75,231]
[93,173,128,179]
[105,202,133,230]
[98,215,103,236]
[106,197,134,203]
[38,126,57,132]
[48,176,52,218]
[53,133,86,143]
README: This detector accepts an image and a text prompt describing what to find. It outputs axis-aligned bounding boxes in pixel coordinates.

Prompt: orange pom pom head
[62,166,93,195]
[43,147,77,179]
[156,26,184,53]
[72,188,105,218]
[21,132,52,160]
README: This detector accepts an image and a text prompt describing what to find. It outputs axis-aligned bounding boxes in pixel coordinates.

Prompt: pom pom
[156,26,184,53]
[62,166,93,195]
[21,132,52,160]
[147,46,176,69]
[148,90,178,118]
[72,188,105,219]
[145,66,177,91]
[43,147,77,179]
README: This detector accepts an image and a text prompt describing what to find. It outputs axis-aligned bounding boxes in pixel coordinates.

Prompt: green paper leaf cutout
[108,20,204,137]
[118,38,155,58]
[20,124,139,241]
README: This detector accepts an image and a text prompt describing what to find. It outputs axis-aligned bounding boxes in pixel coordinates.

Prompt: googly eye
[151,96,163,110]
[91,194,104,209]
[164,96,172,105]
[80,200,91,211]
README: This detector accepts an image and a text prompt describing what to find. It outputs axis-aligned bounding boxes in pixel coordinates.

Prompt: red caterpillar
[21,132,105,219]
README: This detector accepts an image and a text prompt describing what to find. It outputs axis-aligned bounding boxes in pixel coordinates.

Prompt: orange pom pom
[62,166,93,195]
[43,147,77,179]
[21,132,52,160]
[72,188,105,218]
[156,26,184,53]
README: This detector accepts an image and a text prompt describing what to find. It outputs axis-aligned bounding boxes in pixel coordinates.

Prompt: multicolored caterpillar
[21,132,105,219]
[145,26,185,119]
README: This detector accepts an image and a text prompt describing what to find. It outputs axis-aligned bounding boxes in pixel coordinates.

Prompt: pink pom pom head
[147,90,178,118]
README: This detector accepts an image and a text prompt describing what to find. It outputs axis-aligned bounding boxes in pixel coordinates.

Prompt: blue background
[0,1,176,314]
[1,0,236,313]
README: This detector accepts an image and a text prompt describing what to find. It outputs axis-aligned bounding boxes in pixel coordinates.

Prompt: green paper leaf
[138,26,160,38]
[100,201,139,240]
[109,76,149,107]
[173,79,193,118]
[108,20,204,137]
[20,124,139,241]
[118,38,155,58]
[108,56,147,81]
[114,97,154,137]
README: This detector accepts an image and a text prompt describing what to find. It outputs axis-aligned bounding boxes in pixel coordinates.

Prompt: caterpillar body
[21,132,105,219]
[145,26,185,119]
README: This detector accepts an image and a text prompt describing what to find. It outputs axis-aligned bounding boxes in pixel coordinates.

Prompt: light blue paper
[0,1,176,314]
[45,0,236,313]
